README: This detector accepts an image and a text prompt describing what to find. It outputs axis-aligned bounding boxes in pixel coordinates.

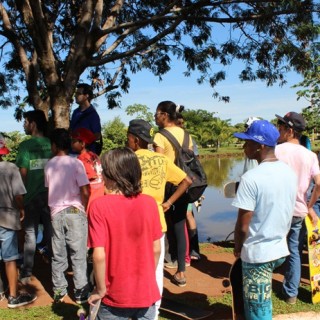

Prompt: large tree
[0,1,318,128]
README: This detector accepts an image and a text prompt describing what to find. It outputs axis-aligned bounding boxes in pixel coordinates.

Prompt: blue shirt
[232,160,297,263]
[70,105,101,153]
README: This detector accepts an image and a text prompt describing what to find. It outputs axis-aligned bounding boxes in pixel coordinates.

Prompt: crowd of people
[0,83,319,320]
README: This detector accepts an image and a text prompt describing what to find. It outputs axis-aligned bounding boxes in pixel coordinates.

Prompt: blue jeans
[97,303,156,320]
[242,257,285,320]
[0,227,19,262]
[21,191,52,277]
[51,207,88,292]
[283,217,306,298]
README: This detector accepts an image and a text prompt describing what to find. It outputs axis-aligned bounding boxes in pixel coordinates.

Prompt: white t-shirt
[232,160,297,263]
[45,155,89,217]
[275,142,320,218]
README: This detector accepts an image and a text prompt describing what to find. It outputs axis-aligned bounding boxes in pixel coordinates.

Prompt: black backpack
[159,129,207,202]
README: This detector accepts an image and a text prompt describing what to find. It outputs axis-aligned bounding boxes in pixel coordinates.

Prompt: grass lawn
[1,244,320,319]
[2,290,320,320]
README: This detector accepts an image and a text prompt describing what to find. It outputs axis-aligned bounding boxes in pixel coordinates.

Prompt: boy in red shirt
[71,128,105,208]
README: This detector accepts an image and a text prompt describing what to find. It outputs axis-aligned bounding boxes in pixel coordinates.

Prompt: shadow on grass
[161,287,231,320]
[51,302,88,320]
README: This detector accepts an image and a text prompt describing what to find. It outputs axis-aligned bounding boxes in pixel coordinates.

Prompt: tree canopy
[0,1,318,128]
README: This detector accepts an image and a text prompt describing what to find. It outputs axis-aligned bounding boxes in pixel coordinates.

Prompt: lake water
[196,157,245,242]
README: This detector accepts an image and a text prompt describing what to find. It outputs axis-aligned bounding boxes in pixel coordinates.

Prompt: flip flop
[173,274,186,287]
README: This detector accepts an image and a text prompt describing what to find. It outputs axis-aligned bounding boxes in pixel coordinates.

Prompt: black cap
[275,112,306,132]
[128,119,154,144]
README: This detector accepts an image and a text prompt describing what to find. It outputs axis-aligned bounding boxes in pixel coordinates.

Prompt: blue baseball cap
[234,120,279,147]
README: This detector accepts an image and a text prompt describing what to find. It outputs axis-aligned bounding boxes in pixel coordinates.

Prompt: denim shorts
[0,227,19,262]
[97,303,156,320]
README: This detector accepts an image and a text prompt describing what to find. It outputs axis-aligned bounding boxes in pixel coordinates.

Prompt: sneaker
[285,296,297,305]
[7,293,37,308]
[164,261,178,269]
[185,261,191,267]
[53,289,67,303]
[19,276,32,285]
[74,284,90,304]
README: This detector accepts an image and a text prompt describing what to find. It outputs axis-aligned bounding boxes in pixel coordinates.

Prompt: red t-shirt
[77,151,104,207]
[88,194,162,308]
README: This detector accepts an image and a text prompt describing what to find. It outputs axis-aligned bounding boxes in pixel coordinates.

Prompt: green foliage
[181,109,234,149]
[0,1,318,127]
[101,117,127,152]
[293,42,320,134]
[1,131,28,163]
[125,104,155,125]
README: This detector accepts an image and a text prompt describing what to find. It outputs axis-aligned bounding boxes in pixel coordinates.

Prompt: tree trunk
[52,96,71,129]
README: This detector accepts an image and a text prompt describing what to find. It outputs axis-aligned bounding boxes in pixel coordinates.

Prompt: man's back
[16,136,51,204]
[135,149,186,232]
[276,142,320,217]
[233,160,297,263]
[44,155,89,217]
[0,162,26,230]
[88,193,162,307]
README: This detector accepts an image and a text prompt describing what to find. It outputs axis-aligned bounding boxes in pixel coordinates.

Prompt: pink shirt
[45,155,90,217]
[275,142,320,218]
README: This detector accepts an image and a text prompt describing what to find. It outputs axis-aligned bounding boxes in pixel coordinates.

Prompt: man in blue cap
[232,120,297,320]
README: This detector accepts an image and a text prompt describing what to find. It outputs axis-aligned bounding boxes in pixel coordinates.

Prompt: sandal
[190,250,201,261]
[172,273,186,287]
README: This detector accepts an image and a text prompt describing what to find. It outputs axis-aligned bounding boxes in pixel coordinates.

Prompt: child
[71,128,104,208]
[0,133,37,308]
[44,128,90,303]
[87,147,162,320]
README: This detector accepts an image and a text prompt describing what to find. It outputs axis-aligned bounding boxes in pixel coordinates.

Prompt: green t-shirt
[16,136,51,204]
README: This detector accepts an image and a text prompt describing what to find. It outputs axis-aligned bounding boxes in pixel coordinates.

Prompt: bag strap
[182,130,190,150]
[159,128,182,151]
[159,128,191,150]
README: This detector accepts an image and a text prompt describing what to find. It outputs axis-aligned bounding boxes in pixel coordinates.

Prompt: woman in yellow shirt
[153,101,192,287]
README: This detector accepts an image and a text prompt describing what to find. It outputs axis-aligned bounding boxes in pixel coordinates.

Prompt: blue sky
[0,59,307,133]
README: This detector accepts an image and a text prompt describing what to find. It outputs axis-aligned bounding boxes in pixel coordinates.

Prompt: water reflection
[197,157,244,242]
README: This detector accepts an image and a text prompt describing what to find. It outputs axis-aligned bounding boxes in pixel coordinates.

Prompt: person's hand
[309,207,319,227]
[19,209,25,222]
[161,201,172,213]
[233,250,241,258]
[88,287,105,306]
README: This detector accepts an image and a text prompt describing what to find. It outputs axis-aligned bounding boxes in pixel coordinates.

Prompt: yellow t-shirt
[135,149,187,232]
[153,127,193,162]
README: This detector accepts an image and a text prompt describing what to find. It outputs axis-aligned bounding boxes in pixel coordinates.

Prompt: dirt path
[0,242,314,320]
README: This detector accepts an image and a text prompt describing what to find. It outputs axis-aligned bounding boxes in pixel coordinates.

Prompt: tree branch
[89,17,184,66]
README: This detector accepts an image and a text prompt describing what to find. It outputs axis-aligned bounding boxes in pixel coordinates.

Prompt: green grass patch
[0,303,85,320]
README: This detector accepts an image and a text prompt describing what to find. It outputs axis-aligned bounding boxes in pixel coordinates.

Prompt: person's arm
[80,185,90,211]
[88,247,106,305]
[308,174,320,226]
[155,145,165,154]
[14,194,25,222]
[153,239,161,270]
[94,132,101,141]
[19,168,28,185]
[162,176,192,212]
[234,208,253,258]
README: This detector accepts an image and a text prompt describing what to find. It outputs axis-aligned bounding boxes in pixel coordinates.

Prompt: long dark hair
[157,101,184,122]
[101,147,142,198]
